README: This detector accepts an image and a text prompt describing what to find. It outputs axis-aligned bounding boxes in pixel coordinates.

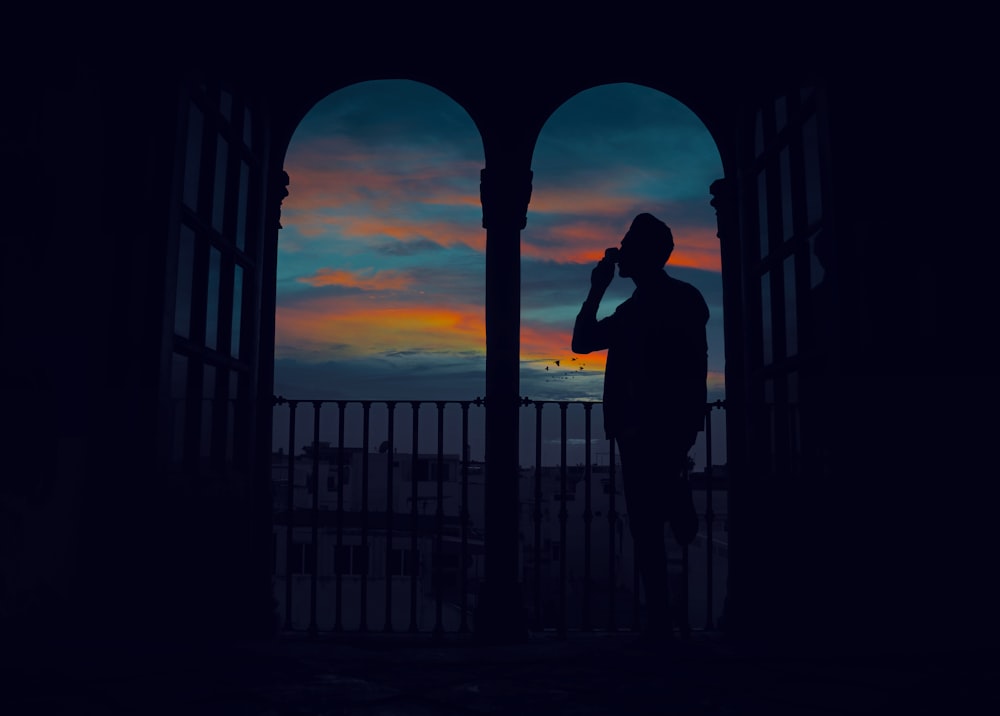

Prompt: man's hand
[590,257,615,293]
[574,256,613,353]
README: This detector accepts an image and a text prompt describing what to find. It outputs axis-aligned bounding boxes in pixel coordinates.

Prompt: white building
[518,462,728,630]
[272,443,726,632]
[271,444,486,632]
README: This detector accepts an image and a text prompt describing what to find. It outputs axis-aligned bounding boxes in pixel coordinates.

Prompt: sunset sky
[273,80,725,466]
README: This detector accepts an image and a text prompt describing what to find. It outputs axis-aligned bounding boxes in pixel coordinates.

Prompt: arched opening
[275,80,486,404]
[522,82,726,630]
[272,80,488,631]
[523,83,725,464]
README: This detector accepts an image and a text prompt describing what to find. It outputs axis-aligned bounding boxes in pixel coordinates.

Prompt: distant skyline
[273,80,725,467]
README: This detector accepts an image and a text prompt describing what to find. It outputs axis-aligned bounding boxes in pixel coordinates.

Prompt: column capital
[272,169,290,230]
[480,167,533,232]
[709,176,737,246]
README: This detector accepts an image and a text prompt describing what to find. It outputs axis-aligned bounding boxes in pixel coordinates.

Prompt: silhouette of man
[572,212,708,638]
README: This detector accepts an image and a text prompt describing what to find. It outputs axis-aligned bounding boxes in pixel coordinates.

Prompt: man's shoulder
[663,273,700,292]
[663,274,707,302]
[661,274,709,322]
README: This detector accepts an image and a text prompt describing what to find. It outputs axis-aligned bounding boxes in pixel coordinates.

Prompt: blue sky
[273,80,725,467]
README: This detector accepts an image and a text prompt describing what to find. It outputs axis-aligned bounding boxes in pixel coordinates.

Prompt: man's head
[618,213,674,278]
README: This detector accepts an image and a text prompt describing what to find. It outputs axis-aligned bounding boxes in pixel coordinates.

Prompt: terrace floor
[4,629,996,715]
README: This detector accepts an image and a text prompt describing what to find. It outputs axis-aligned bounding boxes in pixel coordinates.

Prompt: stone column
[475,163,532,641]
[709,176,748,634]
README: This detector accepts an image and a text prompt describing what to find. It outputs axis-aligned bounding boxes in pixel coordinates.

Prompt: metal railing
[271,396,726,636]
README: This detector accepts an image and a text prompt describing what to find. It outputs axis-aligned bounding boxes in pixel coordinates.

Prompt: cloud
[275,294,485,362]
[372,237,446,256]
[276,80,726,409]
[527,184,644,217]
[280,80,485,272]
[524,83,723,276]
[522,219,720,272]
[292,81,483,153]
[273,354,487,402]
[296,267,416,290]
[272,81,729,469]
[281,202,484,254]
[284,154,483,215]
[534,83,721,173]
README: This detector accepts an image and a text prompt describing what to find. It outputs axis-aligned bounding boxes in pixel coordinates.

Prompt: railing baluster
[558,402,568,638]
[272,395,725,636]
[582,403,593,631]
[679,445,692,640]
[533,401,544,631]
[309,401,322,636]
[409,401,420,633]
[608,438,617,631]
[704,402,715,630]
[384,401,396,632]
[633,542,641,633]
[284,400,297,631]
[360,401,371,632]
[433,402,446,637]
[334,401,346,632]
[459,401,470,633]
[681,542,690,639]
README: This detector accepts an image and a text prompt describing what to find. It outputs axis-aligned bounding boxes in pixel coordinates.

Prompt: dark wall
[735,56,998,651]
[0,63,173,635]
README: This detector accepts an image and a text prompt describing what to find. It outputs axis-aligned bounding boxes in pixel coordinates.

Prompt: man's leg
[617,436,672,635]
[656,442,698,547]
[631,513,672,635]
[667,473,699,547]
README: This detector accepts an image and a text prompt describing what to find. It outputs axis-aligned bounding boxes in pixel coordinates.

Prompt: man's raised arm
[572,255,615,354]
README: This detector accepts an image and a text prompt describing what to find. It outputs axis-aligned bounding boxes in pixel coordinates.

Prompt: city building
[271,445,485,632]
[268,432,729,635]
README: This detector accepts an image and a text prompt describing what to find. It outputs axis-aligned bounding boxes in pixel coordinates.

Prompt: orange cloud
[283,151,720,271]
[667,226,722,272]
[297,268,415,291]
[334,216,484,251]
[281,195,486,253]
[275,294,724,397]
[283,153,482,214]
[276,295,485,359]
[523,222,720,272]
[520,323,608,374]
[421,190,483,208]
[528,186,641,216]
